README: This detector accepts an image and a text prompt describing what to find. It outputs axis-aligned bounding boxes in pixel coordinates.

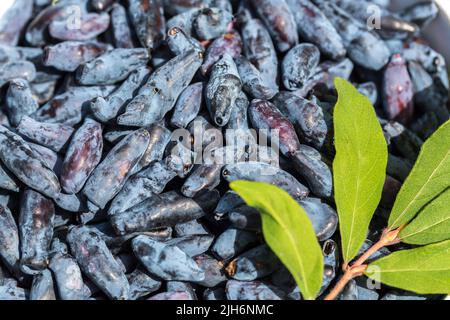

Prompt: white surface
[0,0,16,20]
[436,0,450,15]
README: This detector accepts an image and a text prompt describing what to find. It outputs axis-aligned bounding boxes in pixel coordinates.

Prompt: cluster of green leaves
[231,78,450,299]
[334,79,450,294]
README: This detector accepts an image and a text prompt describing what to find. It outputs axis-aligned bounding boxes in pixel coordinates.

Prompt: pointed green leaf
[389,120,450,229]
[230,180,323,300]
[400,188,450,245]
[333,78,388,263]
[366,240,450,294]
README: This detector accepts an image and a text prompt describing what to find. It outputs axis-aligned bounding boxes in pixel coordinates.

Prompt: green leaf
[399,188,450,245]
[366,240,450,294]
[388,120,450,229]
[333,78,388,263]
[230,180,323,300]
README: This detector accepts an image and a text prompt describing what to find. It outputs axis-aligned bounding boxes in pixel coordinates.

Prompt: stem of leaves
[324,227,403,300]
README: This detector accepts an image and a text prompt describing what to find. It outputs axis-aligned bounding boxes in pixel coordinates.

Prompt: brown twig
[324,227,403,300]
